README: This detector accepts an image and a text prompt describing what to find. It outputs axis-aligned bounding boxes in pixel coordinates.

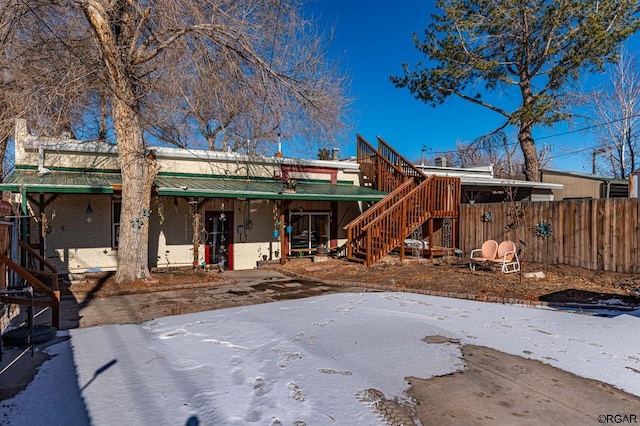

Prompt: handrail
[348,134,461,266]
[362,176,434,233]
[356,134,407,192]
[360,176,435,265]
[343,179,416,231]
[377,136,428,180]
[343,179,416,260]
[0,253,53,297]
[0,252,60,329]
[18,240,59,291]
[428,176,461,217]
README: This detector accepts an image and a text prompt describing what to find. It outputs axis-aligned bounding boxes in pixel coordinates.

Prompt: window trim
[288,211,331,250]
[112,198,121,249]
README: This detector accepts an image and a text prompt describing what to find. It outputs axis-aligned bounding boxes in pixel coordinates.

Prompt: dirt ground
[272,256,640,307]
[62,266,228,297]
[62,256,640,308]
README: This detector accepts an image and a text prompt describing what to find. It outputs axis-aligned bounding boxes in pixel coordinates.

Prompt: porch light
[86,199,94,223]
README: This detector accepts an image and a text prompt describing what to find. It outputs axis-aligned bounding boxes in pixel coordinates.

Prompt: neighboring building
[417,162,562,204]
[540,168,629,200]
[0,120,386,273]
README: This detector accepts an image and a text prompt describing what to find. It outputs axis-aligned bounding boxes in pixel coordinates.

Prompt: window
[112,198,121,248]
[289,212,330,250]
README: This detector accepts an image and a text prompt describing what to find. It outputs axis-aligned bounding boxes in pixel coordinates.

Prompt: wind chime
[155,195,165,225]
[40,212,50,250]
[190,200,204,267]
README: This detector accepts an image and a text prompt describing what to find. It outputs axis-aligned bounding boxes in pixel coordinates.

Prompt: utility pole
[592,148,606,175]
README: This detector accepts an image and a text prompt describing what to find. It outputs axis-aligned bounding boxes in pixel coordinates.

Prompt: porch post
[20,187,28,267]
[38,194,45,261]
[279,211,286,265]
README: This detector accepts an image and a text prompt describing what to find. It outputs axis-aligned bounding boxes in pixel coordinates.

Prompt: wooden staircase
[0,240,60,329]
[344,135,460,266]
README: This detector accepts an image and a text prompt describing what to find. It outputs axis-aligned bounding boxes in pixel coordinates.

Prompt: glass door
[205,211,233,269]
[289,212,330,250]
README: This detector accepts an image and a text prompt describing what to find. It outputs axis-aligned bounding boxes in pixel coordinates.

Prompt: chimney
[435,156,447,167]
[331,147,339,161]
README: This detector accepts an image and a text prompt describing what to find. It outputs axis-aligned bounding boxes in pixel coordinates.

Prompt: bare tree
[454,132,524,177]
[590,52,640,178]
[142,2,350,156]
[0,1,109,151]
[8,0,349,283]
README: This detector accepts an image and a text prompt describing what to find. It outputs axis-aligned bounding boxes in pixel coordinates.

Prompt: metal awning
[0,170,387,201]
[0,169,120,194]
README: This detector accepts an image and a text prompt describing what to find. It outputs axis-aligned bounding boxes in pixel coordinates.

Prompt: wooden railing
[428,176,461,218]
[377,136,427,180]
[1,240,60,329]
[344,178,417,260]
[356,134,407,192]
[19,240,59,293]
[347,135,461,266]
[358,177,435,265]
[0,251,60,329]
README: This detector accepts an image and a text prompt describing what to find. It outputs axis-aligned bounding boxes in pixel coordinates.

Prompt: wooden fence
[459,198,640,273]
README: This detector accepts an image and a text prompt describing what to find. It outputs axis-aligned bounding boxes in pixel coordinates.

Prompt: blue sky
[303,1,632,173]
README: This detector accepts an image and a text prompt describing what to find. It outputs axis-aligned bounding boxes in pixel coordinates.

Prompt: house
[0,120,388,273]
[540,168,629,200]
[417,159,562,204]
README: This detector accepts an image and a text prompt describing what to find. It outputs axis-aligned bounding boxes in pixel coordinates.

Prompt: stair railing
[428,176,461,218]
[360,176,435,266]
[19,240,59,292]
[377,136,427,180]
[0,251,60,329]
[356,134,407,192]
[344,178,417,260]
[349,134,461,266]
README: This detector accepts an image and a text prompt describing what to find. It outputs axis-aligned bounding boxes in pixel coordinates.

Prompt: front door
[205,211,233,270]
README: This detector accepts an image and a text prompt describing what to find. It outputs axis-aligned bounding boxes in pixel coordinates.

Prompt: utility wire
[428,112,640,158]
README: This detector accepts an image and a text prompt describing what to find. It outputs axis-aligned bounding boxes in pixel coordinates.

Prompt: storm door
[205,211,233,269]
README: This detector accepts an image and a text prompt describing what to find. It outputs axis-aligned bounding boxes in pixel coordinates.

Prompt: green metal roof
[1,170,120,193]
[0,170,387,201]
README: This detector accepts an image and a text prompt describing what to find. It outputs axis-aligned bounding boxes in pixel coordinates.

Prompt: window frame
[112,197,121,249]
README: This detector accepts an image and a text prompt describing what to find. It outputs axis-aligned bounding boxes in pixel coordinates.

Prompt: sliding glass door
[289,212,330,250]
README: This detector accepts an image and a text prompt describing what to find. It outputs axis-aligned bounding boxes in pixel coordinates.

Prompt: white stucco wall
[36,194,118,272]
[15,118,361,184]
[14,119,369,273]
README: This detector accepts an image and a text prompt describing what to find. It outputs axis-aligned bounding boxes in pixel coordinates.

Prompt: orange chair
[469,240,499,270]
[489,240,520,273]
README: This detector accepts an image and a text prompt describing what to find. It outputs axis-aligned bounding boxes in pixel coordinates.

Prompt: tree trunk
[517,71,541,182]
[81,2,156,284]
[112,97,156,283]
[518,121,540,181]
[0,135,7,182]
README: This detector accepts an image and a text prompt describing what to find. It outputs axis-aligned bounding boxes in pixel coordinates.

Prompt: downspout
[37,147,50,175]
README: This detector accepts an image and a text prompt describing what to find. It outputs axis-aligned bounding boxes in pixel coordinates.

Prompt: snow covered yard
[2,292,640,425]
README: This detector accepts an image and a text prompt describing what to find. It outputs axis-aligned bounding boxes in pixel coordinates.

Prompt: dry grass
[60,257,640,306]
[270,256,640,305]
